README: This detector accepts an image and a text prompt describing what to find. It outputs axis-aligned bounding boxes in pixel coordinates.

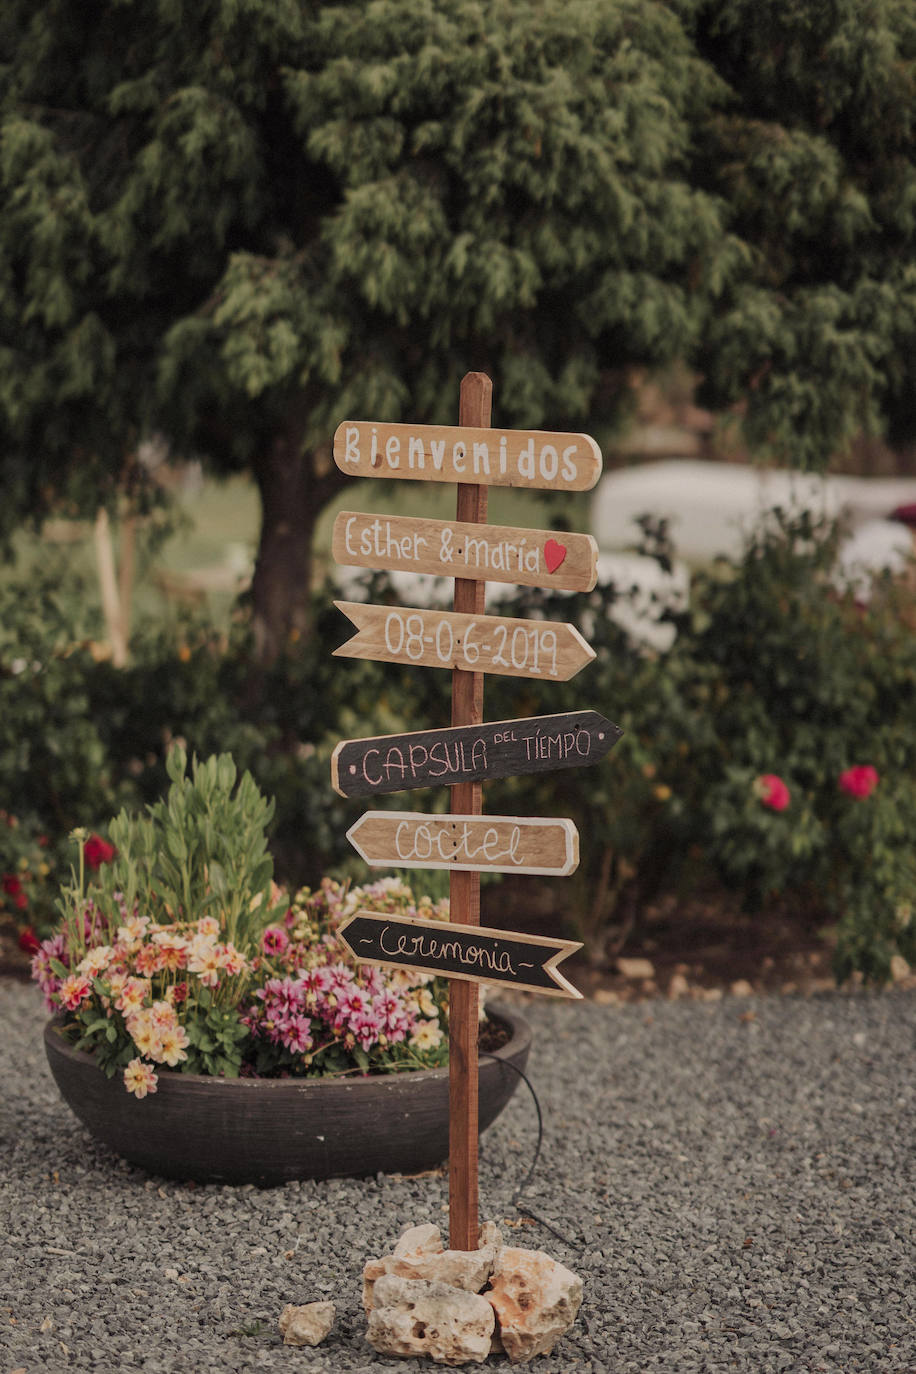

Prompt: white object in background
[591,459,916,565]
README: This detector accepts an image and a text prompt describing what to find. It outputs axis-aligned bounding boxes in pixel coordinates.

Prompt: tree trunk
[249,426,345,664]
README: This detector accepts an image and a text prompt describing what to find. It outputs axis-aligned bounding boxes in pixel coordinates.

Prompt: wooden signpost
[332,512,598,592]
[333,601,595,681]
[346,812,580,877]
[338,910,582,999]
[331,710,623,798]
[330,372,615,1252]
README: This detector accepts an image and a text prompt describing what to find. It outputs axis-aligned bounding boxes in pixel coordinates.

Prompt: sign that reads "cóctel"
[346,812,579,877]
[333,421,602,492]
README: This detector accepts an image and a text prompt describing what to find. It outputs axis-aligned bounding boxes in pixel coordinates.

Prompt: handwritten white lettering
[394,820,523,866]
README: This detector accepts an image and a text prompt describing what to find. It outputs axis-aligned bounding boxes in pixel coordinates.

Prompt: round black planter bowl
[44,1003,532,1186]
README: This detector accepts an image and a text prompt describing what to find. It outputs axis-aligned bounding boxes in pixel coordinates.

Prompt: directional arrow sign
[333,511,598,593]
[338,910,583,1000]
[346,812,579,876]
[334,420,602,492]
[332,711,623,798]
[334,601,595,682]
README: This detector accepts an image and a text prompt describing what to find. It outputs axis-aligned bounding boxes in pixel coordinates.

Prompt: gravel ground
[2,976,916,1374]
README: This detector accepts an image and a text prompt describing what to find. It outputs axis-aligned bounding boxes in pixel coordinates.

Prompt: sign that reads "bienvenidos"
[333,421,602,492]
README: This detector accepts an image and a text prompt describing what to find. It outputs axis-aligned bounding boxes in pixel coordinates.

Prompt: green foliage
[6,0,914,655]
[689,0,916,460]
[544,509,916,984]
[59,744,283,960]
[5,506,915,985]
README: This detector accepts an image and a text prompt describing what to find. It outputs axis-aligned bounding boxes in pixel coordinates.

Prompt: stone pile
[363,1221,582,1365]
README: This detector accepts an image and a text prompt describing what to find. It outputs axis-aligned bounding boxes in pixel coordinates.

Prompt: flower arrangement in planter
[33,747,453,1093]
[34,746,530,1182]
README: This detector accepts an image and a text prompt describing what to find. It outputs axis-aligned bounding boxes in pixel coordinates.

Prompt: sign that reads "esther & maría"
[346,812,579,877]
[333,421,602,492]
[332,512,598,593]
[331,710,623,798]
[334,602,595,681]
[338,910,583,1000]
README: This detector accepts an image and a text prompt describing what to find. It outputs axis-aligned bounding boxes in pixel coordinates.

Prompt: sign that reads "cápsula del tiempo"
[331,711,622,798]
[333,421,602,492]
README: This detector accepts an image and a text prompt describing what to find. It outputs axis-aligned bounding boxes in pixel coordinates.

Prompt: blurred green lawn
[5,471,590,632]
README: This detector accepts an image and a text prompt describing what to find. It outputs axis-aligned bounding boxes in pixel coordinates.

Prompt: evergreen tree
[1,0,914,658]
[688,0,916,465]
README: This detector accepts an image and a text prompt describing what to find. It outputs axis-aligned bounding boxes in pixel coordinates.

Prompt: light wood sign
[338,910,583,999]
[333,512,598,592]
[333,601,595,681]
[346,812,580,877]
[333,420,602,491]
[332,710,623,798]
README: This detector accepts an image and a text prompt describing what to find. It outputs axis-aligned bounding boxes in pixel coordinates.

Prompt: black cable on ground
[478,1052,582,1249]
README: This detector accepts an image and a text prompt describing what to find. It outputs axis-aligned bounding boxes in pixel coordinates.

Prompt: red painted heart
[544,538,567,574]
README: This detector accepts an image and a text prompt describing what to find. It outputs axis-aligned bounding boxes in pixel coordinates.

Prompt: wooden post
[448,371,492,1252]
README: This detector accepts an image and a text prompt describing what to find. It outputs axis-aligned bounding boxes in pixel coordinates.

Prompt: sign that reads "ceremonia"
[333,421,602,492]
[346,812,579,877]
[332,512,598,593]
[338,910,583,1000]
[331,711,623,798]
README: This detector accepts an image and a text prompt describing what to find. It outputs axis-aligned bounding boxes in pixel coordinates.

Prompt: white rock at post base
[486,1247,583,1364]
[277,1300,335,1347]
[363,1222,502,1313]
[393,1223,444,1260]
[367,1274,495,1365]
[477,1220,504,1253]
[363,1247,498,1313]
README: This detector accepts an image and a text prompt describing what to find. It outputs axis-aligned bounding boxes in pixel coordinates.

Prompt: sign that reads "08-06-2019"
[333,421,602,492]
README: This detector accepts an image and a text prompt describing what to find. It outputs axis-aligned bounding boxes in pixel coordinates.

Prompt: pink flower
[58,973,92,1010]
[84,835,116,870]
[262,926,289,957]
[839,765,879,799]
[756,774,790,812]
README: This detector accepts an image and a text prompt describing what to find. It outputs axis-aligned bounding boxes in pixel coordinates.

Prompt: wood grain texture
[331,710,623,797]
[449,371,491,1253]
[337,910,583,999]
[333,418,602,491]
[333,600,596,681]
[346,812,580,876]
[332,511,598,591]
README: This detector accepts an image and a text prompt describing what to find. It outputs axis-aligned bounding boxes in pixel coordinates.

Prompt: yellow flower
[158,1026,190,1067]
[410,1020,444,1052]
[123,1058,158,1099]
[77,945,115,977]
[653,784,672,802]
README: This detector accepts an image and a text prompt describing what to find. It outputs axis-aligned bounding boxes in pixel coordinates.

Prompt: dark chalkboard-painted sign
[337,910,583,1000]
[332,710,623,798]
